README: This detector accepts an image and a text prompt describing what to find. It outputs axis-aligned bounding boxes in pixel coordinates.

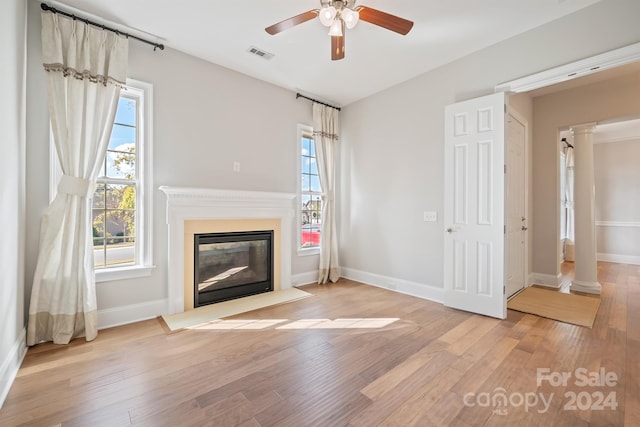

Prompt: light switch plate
[424,211,437,222]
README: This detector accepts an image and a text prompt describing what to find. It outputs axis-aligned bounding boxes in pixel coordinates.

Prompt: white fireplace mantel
[159,186,296,314]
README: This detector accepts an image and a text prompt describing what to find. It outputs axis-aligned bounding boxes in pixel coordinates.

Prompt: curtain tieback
[58,175,94,197]
[322,192,335,202]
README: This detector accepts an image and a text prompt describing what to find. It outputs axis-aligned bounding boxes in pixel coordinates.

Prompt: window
[298,125,323,253]
[50,79,154,281]
[560,151,567,240]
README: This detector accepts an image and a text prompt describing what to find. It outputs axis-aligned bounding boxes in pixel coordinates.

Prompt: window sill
[297,247,320,257]
[96,265,155,283]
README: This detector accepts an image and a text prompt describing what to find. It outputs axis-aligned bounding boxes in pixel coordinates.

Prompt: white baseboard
[0,327,27,410]
[341,267,444,304]
[98,298,168,330]
[529,272,563,289]
[597,253,640,266]
[291,271,318,287]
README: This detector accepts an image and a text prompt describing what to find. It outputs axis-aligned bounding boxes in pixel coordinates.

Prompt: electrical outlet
[423,211,437,222]
[233,161,240,172]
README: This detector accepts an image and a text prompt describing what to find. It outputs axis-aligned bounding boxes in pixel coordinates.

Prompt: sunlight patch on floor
[189,319,288,330]
[187,317,400,330]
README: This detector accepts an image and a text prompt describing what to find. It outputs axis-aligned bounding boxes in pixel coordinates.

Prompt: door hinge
[504,104,507,114]
[504,225,506,234]
[503,286,506,295]
[504,164,507,174]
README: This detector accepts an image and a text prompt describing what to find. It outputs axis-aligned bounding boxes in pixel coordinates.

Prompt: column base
[570,280,602,295]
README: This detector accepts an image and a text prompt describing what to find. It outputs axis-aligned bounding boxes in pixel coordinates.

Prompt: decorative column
[570,123,601,294]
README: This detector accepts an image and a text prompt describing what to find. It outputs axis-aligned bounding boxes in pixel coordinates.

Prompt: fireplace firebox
[194,230,274,307]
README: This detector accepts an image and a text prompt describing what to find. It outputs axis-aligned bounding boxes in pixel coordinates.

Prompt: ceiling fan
[265,0,414,61]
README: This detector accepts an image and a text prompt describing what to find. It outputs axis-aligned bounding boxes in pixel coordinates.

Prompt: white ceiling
[47,0,603,106]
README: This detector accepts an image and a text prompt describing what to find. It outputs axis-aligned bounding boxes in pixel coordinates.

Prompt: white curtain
[564,147,575,261]
[313,103,340,283]
[28,12,128,345]
[565,147,575,241]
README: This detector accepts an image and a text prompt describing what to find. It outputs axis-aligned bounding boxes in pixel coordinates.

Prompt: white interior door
[444,92,506,319]
[505,112,527,298]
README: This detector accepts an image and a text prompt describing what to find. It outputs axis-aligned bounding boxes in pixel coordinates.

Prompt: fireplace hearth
[194,230,274,307]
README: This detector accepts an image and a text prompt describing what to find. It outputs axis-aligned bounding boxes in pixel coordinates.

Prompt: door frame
[505,105,529,298]
[495,42,640,93]
[496,42,640,283]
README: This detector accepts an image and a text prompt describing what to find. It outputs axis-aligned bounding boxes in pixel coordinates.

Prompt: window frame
[49,78,155,282]
[297,124,323,256]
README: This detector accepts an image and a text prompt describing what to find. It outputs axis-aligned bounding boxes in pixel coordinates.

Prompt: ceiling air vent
[247,46,274,60]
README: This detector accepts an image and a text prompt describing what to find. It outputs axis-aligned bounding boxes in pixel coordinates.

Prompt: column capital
[570,122,597,135]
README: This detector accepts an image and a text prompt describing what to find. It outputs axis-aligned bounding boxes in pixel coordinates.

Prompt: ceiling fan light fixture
[265,4,414,60]
[319,6,337,26]
[328,19,343,36]
[341,7,359,29]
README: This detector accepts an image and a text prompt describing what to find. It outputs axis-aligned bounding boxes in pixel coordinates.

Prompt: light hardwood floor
[1,261,638,426]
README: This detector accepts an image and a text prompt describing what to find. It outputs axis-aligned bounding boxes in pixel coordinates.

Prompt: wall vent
[247,46,274,60]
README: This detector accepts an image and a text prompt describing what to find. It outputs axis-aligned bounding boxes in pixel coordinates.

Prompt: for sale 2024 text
[537,367,618,411]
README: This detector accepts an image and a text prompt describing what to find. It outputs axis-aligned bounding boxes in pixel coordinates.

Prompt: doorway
[505,111,528,298]
[507,55,640,289]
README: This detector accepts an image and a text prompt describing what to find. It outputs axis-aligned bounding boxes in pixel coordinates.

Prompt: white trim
[297,247,319,257]
[159,186,296,315]
[341,267,444,304]
[97,298,168,330]
[297,123,323,252]
[597,253,640,266]
[128,78,155,272]
[570,280,602,295]
[528,272,563,289]
[596,221,640,228]
[506,106,530,294]
[96,265,155,283]
[292,271,318,286]
[496,42,640,93]
[594,136,640,145]
[0,327,27,410]
[48,79,155,281]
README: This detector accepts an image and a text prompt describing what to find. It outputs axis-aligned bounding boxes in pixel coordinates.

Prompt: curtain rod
[296,93,341,111]
[561,137,574,149]
[40,3,165,51]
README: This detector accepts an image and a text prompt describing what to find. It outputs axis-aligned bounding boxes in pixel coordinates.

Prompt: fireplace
[194,230,274,307]
[159,186,295,315]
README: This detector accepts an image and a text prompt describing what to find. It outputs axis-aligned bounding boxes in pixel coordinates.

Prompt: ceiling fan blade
[331,34,345,61]
[265,10,319,35]
[356,6,414,35]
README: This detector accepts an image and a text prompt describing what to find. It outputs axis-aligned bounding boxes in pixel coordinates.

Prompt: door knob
[446,227,456,234]
[521,226,528,231]
[521,217,526,222]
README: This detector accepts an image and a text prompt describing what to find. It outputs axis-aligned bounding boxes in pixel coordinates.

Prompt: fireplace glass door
[194,230,273,307]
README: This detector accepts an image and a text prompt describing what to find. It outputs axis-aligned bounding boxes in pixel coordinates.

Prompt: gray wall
[18,1,640,322]
[6,0,640,407]
[532,72,640,278]
[0,0,26,408]
[24,1,316,315]
[594,138,640,262]
[339,0,640,294]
